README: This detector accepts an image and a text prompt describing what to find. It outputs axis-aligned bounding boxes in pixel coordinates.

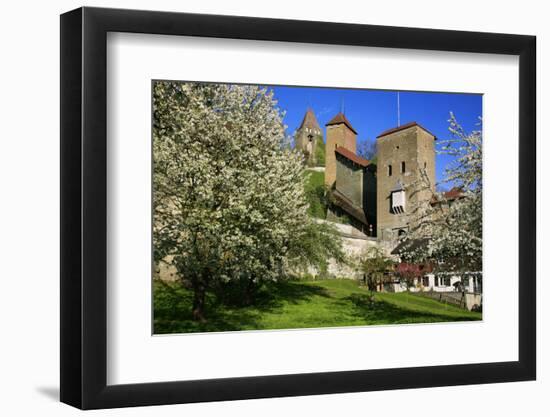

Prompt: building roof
[331,189,369,226]
[298,108,321,131]
[376,121,437,140]
[443,187,464,200]
[390,180,405,192]
[430,187,465,205]
[325,112,358,134]
[335,146,370,168]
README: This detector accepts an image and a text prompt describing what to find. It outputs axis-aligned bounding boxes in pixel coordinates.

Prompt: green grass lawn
[153,279,481,334]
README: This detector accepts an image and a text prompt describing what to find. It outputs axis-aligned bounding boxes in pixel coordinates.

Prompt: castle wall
[363,168,377,231]
[309,220,380,279]
[156,221,382,282]
[327,235,378,279]
[376,125,435,241]
[335,155,363,208]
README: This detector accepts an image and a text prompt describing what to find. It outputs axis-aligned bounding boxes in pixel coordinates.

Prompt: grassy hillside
[154,279,481,334]
[304,169,327,219]
[315,137,325,166]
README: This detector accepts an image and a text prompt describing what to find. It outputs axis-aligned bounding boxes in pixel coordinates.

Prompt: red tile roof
[335,146,370,167]
[376,121,436,139]
[430,187,465,204]
[443,187,464,200]
[298,108,321,131]
[325,112,357,134]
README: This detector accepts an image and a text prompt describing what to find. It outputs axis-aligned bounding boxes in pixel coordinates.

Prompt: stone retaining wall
[417,291,482,311]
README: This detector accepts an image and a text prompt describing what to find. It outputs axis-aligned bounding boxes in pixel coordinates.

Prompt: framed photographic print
[60,6,536,409]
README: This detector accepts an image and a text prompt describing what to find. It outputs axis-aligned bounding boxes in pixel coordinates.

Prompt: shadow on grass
[250,280,331,308]
[345,293,480,324]
[154,280,330,334]
[154,280,481,334]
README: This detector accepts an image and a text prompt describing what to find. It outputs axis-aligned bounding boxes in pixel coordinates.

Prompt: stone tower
[295,109,322,167]
[376,122,436,241]
[325,112,357,188]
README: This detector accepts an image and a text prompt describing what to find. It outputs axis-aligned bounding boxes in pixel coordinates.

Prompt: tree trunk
[243,278,256,306]
[192,283,206,322]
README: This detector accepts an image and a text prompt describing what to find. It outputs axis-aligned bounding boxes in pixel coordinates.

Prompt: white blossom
[152,82,342,318]
[399,113,482,273]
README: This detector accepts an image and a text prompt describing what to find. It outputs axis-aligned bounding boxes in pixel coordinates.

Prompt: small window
[388,165,392,176]
[401,161,406,173]
[424,162,427,169]
[437,276,450,286]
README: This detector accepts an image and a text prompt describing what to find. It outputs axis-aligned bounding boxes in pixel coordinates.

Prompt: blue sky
[270,85,482,185]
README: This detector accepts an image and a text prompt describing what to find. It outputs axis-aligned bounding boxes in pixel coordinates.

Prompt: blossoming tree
[398,114,482,273]
[153,81,343,320]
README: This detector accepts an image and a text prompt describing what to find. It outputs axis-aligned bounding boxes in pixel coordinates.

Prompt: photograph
[0,0,542,413]
[152,81,483,334]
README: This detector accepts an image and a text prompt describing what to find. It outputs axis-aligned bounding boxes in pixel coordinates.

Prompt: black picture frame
[60,6,536,410]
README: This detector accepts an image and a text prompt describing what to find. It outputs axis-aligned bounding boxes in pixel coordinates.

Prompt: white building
[388,272,482,294]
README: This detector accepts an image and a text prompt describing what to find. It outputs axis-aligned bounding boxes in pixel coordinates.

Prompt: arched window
[388,165,392,176]
[401,161,406,173]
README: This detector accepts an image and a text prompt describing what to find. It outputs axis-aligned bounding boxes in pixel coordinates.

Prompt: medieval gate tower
[324,112,358,188]
[294,109,323,167]
[376,122,436,241]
